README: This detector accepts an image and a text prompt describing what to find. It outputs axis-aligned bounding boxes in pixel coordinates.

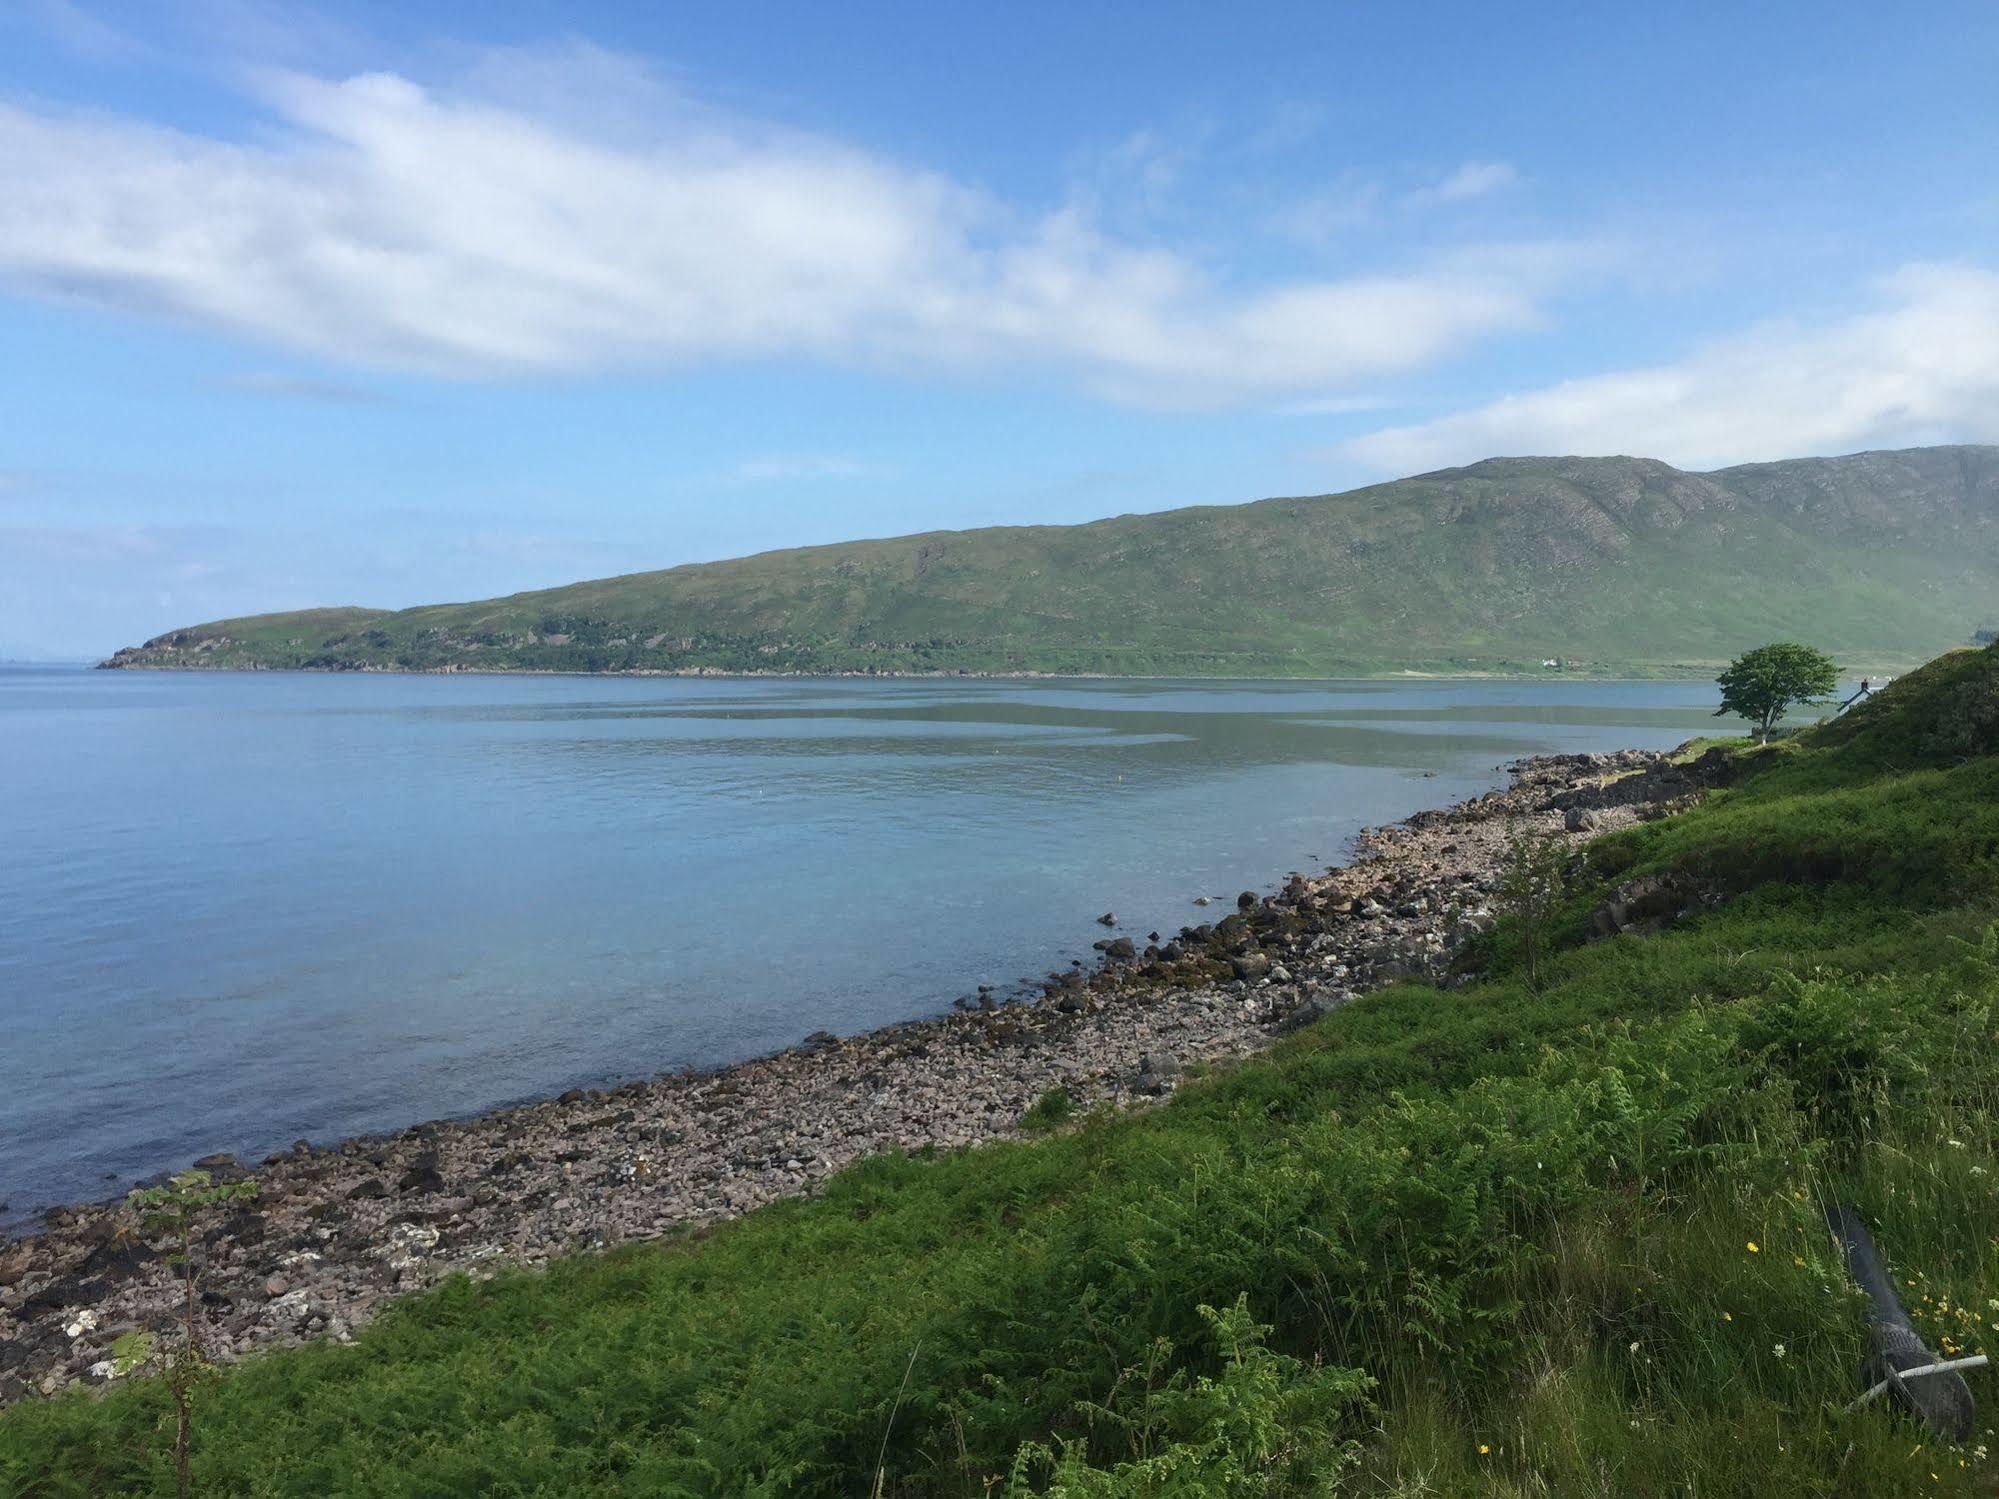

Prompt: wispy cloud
[451,529,620,574]
[1406,160,1519,208]
[215,371,391,405]
[731,455,893,483]
[20,0,145,62]
[1276,394,1399,417]
[0,523,174,564]
[1267,178,1385,243]
[1274,160,1523,245]
[0,471,30,498]
[1339,263,1999,473]
[0,51,1575,407]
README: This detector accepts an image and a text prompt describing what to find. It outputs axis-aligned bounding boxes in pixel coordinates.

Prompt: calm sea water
[0,667,1729,1223]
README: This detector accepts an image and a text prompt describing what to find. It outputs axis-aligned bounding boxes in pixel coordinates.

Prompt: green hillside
[10,645,1999,1494]
[103,445,1999,676]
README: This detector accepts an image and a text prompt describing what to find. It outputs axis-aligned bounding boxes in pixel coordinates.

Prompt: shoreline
[92,659,1735,681]
[0,743,1727,1408]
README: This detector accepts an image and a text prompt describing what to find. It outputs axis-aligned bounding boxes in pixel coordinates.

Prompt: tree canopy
[1715,642,1841,742]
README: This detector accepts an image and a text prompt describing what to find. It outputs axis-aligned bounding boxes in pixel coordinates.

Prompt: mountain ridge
[101,444,1999,677]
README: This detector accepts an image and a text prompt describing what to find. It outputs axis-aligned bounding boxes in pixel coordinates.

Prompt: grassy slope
[106,445,1999,677]
[6,646,1999,1496]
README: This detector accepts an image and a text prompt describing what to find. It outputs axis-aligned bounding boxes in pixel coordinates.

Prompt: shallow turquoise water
[0,667,1728,1222]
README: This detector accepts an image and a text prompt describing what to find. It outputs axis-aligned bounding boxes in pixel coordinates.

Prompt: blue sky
[1,1,1996,656]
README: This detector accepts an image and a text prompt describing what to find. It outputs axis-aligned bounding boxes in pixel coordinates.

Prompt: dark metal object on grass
[1826,1204,1975,1441]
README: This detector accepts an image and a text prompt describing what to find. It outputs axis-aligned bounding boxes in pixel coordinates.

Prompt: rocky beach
[0,744,1731,1408]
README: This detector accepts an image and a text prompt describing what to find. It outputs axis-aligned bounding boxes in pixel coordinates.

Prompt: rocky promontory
[0,745,1731,1407]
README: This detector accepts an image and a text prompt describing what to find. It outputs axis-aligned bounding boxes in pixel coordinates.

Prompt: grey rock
[1230,951,1272,982]
[397,1165,447,1196]
[1588,873,1698,940]
[1277,996,1337,1034]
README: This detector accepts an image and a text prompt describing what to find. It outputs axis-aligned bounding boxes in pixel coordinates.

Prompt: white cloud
[1340,264,1999,473]
[1407,160,1519,207]
[0,58,1573,406]
[732,455,891,483]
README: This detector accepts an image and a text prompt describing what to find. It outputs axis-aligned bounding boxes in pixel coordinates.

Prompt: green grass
[104,445,1999,677]
[6,645,1999,1495]
[1018,1088,1076,1134]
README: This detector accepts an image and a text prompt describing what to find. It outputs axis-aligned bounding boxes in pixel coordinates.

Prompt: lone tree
[1715,642,1840,743]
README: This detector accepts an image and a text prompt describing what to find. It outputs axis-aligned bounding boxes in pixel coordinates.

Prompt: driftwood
[1826,1205,1976,1441]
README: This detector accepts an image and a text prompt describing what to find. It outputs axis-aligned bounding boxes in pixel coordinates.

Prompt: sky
[1,2,1996,657]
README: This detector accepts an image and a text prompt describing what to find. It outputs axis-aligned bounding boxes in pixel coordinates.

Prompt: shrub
[1003,1299,1371,1497]
[1021,1088,1077,1134]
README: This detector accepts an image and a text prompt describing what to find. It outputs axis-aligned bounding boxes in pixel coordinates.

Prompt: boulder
[1277,996,1338,1034]
[1230,951,1273,982]
[1588,873,1700,940]
[1212,914,1253,951]
[0,1243,35,1289]
[397,1164,447,1196]
[1136,1051,1181,1095]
